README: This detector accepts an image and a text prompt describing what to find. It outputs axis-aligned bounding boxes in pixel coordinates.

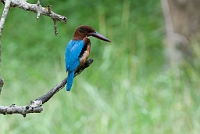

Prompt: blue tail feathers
[66,71,74,91]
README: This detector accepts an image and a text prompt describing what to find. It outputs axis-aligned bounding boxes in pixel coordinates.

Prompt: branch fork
[1,0,67,35]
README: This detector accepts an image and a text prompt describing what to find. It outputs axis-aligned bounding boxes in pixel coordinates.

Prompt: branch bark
[0,0,11,36]
[0,59,94,117]
[36,59,93,104]
[1,0,67,34]
[0,0,11,94]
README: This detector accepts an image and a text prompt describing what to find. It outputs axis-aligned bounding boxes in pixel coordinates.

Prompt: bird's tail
[66,71,74,91]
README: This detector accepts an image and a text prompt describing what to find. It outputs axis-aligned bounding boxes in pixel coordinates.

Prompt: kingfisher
[65,25,111,91]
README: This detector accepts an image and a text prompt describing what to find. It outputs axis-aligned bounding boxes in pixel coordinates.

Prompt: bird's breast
[79,38,91,66]
[79,44,91,66]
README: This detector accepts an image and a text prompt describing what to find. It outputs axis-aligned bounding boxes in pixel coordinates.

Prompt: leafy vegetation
[0,0,200,133]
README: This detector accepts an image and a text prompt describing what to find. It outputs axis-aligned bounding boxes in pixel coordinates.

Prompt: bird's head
[73,25,111,42]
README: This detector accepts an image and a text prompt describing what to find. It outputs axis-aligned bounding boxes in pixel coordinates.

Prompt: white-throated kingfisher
[65,25,111,91]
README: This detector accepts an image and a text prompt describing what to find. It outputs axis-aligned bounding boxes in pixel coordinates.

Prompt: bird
[65,25,111,91]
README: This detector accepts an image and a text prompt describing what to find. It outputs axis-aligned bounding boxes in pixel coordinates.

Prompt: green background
[0,0,200,133]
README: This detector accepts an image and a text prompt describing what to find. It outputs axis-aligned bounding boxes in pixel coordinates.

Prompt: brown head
[73,25,111,42]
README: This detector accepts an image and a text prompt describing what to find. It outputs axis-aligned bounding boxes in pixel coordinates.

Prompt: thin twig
[53,19,58,35]
[0,0,11,94]
[0,0,11,35]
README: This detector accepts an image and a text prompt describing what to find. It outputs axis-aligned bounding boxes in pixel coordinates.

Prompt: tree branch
[0,0,11,94]
[36,58,93,104]
[0,78,4,94]
[0,101,43,117]
[1,0,67,35]
[0,59,94,117]
[0,0,11,36]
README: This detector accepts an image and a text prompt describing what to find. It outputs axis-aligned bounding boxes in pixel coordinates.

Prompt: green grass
[0,0,200,134]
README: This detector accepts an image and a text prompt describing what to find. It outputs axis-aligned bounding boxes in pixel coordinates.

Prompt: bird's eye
[88,30,93,33]
[79,28,85,33]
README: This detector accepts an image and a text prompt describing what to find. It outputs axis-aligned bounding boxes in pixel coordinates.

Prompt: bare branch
[36,59,94,104]
[0,0,11,93]
[53,19,58,35]
[0,59,94,117]
[0,0,11,36]
[4,0,67,23]
[1,0,67,36]
[0,101,42,117]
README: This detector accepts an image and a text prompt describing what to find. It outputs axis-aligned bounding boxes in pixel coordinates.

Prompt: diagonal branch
[36,59,94,104]
[0,59,94,117]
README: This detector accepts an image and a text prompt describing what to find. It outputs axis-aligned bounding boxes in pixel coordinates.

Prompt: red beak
[89,32,111,42]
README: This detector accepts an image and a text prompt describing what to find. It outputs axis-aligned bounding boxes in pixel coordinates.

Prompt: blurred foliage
[0,0,200,134]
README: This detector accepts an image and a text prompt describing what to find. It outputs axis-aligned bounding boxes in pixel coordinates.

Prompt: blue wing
[65,40,84,72]
[65,40,84,91]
